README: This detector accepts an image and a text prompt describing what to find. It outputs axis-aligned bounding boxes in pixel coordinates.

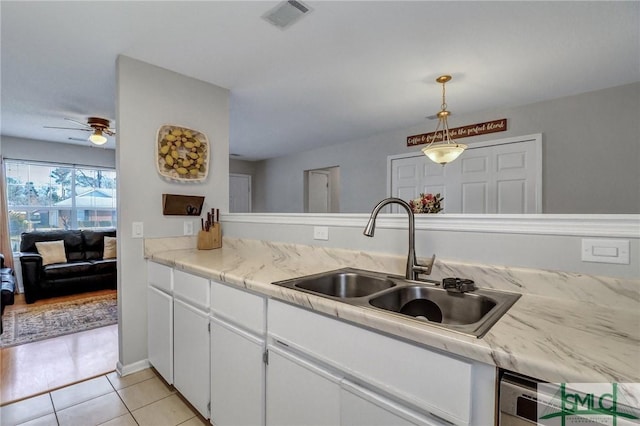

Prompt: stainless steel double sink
[272,268,521,338]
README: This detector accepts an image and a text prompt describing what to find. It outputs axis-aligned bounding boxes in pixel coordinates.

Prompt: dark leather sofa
[1,253,16,334]
[19,229,117,304]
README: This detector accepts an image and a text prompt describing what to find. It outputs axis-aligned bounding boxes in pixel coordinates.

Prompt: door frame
[305,169,332,213]
[386,133,543,213]
[229,173,252,213]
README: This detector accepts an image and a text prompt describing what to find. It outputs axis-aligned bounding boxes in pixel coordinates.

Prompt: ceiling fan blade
[68,137,89,142]
[44,126,92,132]
[64,118,93,129]
[103,129,116,136]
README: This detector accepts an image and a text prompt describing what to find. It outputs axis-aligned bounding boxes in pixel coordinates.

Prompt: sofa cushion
[21,230,84,261]
[103,237,117,259]
[43,261,94,279]
[35,240,68,266]
[83,229,117,260]
[91,259,117,275]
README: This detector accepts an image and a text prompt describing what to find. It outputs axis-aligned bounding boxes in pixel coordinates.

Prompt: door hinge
[207,401,211,414]
[263,350,269,365]
[208,322,211,333]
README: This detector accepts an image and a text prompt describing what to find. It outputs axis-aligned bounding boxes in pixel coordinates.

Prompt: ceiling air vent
[262,1,312,30]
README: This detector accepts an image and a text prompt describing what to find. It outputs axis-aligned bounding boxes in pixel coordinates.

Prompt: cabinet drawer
[210,280,265,335]
[147,261,172,293]
[174,269,210,310]
[268,299,472,425]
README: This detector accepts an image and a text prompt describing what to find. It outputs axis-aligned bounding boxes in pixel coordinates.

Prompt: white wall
[0,136,115,168]
[253,82,640,214]
[116,56,229,371]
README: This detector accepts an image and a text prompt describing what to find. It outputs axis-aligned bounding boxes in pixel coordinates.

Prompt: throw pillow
[103,236,117,259]
[35,240,67,266]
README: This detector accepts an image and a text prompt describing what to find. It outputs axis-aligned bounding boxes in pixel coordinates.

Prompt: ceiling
[1,1,638,161]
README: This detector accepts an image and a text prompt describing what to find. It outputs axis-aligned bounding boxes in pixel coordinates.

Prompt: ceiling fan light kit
[88,129,107,145]
[421,75,467,165]
[44,116,115,146]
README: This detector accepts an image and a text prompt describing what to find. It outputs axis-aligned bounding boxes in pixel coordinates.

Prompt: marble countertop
[145,237,640,384]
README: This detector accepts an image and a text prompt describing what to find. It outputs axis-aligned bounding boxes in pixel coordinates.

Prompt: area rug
[0,293,117,348]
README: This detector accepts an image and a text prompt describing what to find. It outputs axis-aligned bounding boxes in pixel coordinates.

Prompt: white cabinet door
[147,286,173,384]
[173,299,210,419]
[340,380,447,426]
[266,344,340,426]
[210,317,264,426]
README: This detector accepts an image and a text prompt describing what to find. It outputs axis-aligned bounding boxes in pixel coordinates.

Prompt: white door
[340,380,446,426]
[388,134,542,213]
[173,299,210,418]
[147,286,173,384]
[210,317,265,426]
[229,173,251,213]
[266,345,341,426]
[308,170,330,213]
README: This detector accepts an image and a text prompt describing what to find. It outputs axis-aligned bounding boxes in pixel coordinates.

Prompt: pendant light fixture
[421,75,467,165]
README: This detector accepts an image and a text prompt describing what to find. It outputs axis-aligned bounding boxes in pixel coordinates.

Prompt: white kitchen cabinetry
[268,299,495,426]
[146,262,496,426]
[173,270,210,419]
[266,344,341,426]
[209,280,266,426]
[147,262,173,384]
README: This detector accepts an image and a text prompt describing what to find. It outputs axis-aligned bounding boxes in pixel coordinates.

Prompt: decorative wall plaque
[156,125,209,182]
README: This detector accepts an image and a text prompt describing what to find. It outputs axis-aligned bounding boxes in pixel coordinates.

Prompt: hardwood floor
[0,290,119,406]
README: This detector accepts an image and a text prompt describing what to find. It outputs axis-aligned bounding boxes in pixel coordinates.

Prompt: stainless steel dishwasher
[499,371,548,425]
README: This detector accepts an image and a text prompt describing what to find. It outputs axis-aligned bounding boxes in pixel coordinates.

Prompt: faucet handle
[413,254,436,277]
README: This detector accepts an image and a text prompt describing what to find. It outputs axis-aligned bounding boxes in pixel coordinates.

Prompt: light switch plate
[581,238,629,264]
[132,222,144,239]
[313,226,329,241]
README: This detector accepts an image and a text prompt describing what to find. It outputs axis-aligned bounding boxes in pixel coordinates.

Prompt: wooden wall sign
[407,118,507,147]
[162,194,205,216]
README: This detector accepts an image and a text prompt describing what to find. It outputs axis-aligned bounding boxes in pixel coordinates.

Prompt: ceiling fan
[44,117,115,145]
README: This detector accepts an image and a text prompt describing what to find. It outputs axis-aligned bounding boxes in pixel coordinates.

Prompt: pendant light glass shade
[88,129,107,145]
[422,75,466,165]
[422,143,466,164]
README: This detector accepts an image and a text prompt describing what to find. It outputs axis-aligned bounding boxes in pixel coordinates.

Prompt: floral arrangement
[409,193,443,214]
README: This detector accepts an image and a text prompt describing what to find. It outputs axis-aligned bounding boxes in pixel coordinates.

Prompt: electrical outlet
[184,221,194,236]
[132,222,144,238]
[313,226,329,241]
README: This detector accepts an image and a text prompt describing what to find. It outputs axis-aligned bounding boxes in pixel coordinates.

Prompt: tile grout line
[47,392,59,426]
[111,382,140,426]
[106,371,148,426]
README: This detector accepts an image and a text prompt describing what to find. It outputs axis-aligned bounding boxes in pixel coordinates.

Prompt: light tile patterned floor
[1,291,119,405]
[0,368,208,426]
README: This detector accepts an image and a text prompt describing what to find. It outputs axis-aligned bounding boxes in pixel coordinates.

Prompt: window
[5,160,117,251]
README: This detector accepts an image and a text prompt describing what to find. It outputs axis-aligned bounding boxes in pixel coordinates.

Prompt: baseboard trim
[116,359,151,377]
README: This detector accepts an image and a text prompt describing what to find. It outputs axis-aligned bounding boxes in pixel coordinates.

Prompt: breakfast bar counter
[144,237,640,385]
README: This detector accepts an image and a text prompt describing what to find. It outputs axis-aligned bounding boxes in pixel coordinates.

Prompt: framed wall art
[156,125,210,182]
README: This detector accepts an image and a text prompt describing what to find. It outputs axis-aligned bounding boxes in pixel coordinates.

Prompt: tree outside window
[4,161,117,251]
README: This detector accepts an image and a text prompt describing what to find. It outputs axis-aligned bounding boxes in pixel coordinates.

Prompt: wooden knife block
[197,224,222,250]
